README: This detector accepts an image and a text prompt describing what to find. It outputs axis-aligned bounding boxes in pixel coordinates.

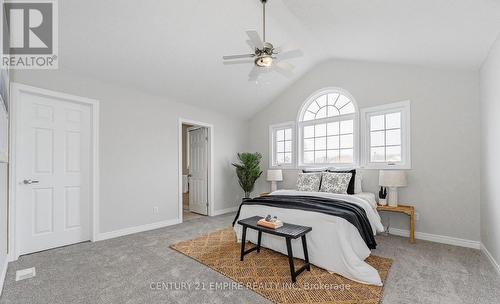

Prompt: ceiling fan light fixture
[222,0,302,80]
[255,55,273,67]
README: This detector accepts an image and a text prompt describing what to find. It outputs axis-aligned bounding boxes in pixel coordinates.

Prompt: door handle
[23,179,39,185]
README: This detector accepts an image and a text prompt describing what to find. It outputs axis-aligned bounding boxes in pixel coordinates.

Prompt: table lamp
[379,170,407,207]
[267,169,283,193]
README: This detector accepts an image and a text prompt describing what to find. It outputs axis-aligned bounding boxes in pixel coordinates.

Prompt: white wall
[0,163,7,292]
[480,34,500,267]
[0,0,8,284]
[249,59,480,242]
[11,70,248,234]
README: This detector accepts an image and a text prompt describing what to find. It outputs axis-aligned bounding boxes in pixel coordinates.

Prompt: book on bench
[257,218,283,229]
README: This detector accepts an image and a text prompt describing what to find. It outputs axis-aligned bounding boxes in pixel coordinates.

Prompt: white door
[16,90,91,255]
[188,127,208,215]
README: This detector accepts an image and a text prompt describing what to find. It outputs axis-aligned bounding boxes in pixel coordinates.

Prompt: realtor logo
[1,0,58,69]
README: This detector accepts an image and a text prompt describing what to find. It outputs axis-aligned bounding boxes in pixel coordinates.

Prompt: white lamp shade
[267,169,283,182]
[379,170,407,187]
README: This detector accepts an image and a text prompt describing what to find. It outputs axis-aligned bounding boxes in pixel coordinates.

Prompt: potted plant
[378,187,388,206]
[232,152,263,198]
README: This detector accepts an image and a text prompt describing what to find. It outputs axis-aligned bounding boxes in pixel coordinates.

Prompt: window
[361,101,411,169]
[270,123,295,167]
[298,89,358,167]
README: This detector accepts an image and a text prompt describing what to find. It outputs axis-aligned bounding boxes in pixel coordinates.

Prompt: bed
[233,189,385,286]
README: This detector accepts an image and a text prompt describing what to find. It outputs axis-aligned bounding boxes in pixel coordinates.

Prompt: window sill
[360,163,412,170]
[269,164,296,170]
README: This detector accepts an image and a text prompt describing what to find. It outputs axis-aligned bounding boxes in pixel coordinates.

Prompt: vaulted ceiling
[59,0,500,118]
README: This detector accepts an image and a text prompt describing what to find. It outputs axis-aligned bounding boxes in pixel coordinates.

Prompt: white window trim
[360,100,411,170]
[269,121,296,169]
[296,87,359,169]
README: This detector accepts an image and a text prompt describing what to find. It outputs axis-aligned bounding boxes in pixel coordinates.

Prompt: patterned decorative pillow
[327,169,356,194]
[320,172,353,194]
[296,173,322,192]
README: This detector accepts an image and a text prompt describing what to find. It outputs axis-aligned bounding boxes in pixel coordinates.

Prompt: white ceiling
[59,0,500,118]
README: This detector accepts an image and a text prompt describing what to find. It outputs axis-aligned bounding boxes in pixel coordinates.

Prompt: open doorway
[180,122,211,222]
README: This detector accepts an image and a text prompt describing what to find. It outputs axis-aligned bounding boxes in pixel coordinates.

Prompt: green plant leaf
[232,152,263,198]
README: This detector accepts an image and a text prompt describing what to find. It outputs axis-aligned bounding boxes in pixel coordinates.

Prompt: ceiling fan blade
[248,66,261,82]
[273,60,294,78]
[246,40,256,51]
[246,30,264,49]
[276,60,295,70]
[223,54,255,60]
[223,59,254,65]
[275,41,300,53]
[277,49,304,60]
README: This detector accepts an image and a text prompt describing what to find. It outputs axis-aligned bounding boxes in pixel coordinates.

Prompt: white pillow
[320,172,352,194]
[353,192,377,210]
[354,173,363,194]
[296,173,322,192]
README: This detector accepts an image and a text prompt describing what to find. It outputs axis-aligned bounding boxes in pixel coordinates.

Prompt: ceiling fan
[223,0,304,81]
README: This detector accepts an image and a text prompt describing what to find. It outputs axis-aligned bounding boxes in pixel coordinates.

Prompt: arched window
[298,88,358,166]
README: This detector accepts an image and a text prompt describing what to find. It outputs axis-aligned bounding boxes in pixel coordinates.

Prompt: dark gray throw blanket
[232,195,377,249]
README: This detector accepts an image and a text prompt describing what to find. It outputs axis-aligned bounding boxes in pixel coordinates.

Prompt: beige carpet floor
[2,212,498,304]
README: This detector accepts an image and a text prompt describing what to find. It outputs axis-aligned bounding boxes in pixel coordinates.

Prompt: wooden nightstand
[377,204,415,244]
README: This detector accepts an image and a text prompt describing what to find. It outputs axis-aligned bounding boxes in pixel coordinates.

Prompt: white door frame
[8,83,100,261]
[178,118,214,222]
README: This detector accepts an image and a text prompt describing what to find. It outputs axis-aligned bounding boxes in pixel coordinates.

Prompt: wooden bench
[237,216,312,283]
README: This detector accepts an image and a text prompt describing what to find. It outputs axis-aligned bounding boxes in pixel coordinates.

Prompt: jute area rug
[171,228,392,304]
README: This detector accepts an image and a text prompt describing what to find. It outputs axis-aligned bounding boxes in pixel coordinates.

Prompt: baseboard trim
[96,218,182,241]
[213,206,238,216]
[388,228,480,249]
[481,243,500,275]
[0,257,9,296]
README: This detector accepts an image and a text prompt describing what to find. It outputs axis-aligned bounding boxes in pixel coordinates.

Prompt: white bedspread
[233,190,385,286]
